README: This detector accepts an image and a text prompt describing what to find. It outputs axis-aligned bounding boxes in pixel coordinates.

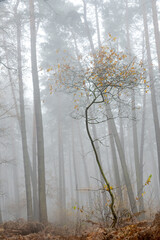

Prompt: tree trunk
[57,106,66,224]
[132,91,144,216]
[94,0,101,49]
[151,0,160,72]
[118,102,125,150]
[77,122,92,208]
[32,113,39,220]
[139,34,146,219]
[71,120,80,231]
[142,0,160,184]
[29,0,48,223]
[82,0,95,54]
[16,5,33,221]
[106,103,138,213]
[126,0,144,216]
[108,121,123,202]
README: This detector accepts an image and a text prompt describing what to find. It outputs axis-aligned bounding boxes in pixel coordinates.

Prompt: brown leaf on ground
[0,212,160,239]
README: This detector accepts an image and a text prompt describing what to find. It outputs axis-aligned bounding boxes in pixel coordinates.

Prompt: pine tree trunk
[108,121,123,202]
[106,103,138,213]
[32,113,39,220]
[29,0,48,223]
[142,0,160,184]
[126,0,144,216]
[77,122,92,207]
[83,0,95,54]
[71,120,80,230]
[58,109,66,224]
[151,0,160,72]
[16,7,33,221]
[94,0,101,49]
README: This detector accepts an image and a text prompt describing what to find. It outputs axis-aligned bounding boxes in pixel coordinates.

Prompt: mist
[0,0,160,238]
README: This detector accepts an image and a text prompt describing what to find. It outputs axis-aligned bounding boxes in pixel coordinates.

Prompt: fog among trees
[0,0,160,235]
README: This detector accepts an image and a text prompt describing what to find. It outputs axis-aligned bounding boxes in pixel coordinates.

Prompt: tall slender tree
[141,0,160,184]
[29,0,48,223]
[151,0,160,72]
[15,0,33,221]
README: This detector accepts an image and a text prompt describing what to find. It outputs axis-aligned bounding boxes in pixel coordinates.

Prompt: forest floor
[0,212,160,239]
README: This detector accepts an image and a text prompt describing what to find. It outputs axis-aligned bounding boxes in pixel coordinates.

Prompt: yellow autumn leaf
[104,184,113,191]
[145,174,152,185]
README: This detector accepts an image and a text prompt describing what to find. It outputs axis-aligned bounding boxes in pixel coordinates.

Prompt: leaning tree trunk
[29,0,47,223]
[106,103,138,214]
[107,120,123,203]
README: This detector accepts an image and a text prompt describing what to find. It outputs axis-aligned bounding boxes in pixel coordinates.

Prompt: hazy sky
[69,0,81,6]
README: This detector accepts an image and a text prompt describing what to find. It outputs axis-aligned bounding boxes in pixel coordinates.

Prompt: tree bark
[151,0,160,72]
[106,103,138,213]
[126,0,144,216]
[15,3,33,221]
[142,0,160,184]
[71,120,80,230]
[58,106,66,224]
[32,113,39,220]
[108,121,123,202]
[77,122,92,207]
[82,0,95,54]
[29,0,48,223]
[94,0,101,49]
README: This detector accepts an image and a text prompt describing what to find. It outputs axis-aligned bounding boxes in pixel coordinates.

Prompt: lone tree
[49,35,145,226]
